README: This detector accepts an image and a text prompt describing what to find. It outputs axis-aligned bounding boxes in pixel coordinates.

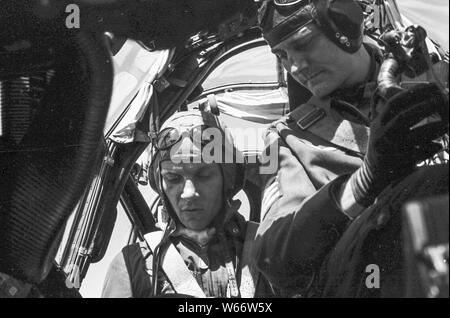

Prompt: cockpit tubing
[0,31,113,285]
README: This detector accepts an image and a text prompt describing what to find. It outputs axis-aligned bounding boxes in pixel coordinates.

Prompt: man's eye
[163,173,182,183]
[294,38,313,51]
[197,172,212,179]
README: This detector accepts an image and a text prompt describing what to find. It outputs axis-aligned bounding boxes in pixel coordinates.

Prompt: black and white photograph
[0,0,448,302]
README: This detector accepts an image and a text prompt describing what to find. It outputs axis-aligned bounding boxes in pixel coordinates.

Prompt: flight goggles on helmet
[154,124,216,151]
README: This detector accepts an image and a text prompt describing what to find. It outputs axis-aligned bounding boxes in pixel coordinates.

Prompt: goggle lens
[154,125,215,150]
[274,0,308,8]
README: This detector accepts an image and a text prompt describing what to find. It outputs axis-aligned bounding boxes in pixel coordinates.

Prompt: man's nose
[289,63,300,75]
[180,179,198,199]
[288,53,308,75]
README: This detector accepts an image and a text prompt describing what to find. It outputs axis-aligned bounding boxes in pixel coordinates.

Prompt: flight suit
[254,42,449,297]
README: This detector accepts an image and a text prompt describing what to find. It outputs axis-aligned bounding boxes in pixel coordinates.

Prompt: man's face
[160,161,224,231]
[271,22,356,98]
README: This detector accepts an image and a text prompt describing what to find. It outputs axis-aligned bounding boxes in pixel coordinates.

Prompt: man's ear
[312,0,364,53]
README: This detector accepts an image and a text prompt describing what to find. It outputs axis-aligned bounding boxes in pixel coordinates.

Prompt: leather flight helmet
[258,0,364,53]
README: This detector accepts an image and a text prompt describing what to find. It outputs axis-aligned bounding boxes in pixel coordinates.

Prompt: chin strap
[172,227,217,248]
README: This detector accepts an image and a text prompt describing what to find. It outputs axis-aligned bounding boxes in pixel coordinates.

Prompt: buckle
[153,76,170,92]
[296,107,326,130]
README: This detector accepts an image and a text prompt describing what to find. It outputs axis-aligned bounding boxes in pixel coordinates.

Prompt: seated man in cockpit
[102,110,275,298]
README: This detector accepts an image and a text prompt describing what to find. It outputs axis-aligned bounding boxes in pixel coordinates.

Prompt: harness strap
[287,101,367,159]
[238,221,260,298]
[0,272,32,298]
[140,222,261,298]
[142,231,206,298]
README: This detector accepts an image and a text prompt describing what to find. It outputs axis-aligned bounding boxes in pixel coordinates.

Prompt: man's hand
[349,82,448,207]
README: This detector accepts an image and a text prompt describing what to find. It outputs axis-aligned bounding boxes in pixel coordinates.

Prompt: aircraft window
[202,45,278,90]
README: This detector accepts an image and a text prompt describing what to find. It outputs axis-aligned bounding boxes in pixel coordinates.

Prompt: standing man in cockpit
[253,0,449,297]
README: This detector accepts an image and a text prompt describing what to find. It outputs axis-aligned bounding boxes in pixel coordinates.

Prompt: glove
[349,83,448,206]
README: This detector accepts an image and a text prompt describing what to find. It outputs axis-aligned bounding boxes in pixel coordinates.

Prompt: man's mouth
[181,207,203,213]
[293,71,323,85]
[305,71,323,82]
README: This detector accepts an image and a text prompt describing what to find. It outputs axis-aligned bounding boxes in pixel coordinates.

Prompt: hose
[0,31,113,284]
[376,56,403,100]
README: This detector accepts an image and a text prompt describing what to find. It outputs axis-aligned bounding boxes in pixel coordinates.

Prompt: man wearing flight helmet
[253,0,448,296]
[102,110,274,298]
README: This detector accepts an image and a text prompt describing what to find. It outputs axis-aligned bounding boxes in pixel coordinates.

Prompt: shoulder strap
[238,221,260,298]
[141,231,206,298]
[287,101,366,159]
[138,240,154,293]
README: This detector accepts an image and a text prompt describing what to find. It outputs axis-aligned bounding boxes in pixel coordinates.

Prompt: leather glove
[349,83,448,206]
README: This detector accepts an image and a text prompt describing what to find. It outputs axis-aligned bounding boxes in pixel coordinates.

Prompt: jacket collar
[330,42,383,107]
